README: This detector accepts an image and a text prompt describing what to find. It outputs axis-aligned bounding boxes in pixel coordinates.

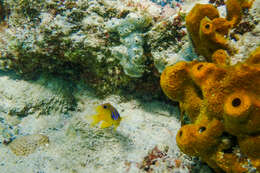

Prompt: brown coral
[160,47,260,172]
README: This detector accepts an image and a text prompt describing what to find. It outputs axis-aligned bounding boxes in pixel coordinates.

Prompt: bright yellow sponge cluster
[160,47,260,172]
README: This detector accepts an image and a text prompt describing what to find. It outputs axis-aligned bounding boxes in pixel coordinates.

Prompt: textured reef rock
[0,71,76,145]
[107,12,151,77]
[160,46,260,172]
[147,13,192,73]
[0,72,75,117]
[0,0,188,95]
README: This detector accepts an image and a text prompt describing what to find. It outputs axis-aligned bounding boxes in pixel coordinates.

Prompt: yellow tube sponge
[212,49,230,65]
[186,1,255,61]
[239,135,260,159]
[160,62,202,122]
[226,0,255,27]
[186,4,233,60]
[176,118,224,156]
[246,46,260,65]
[215,152,249,172]
[160,47,260,172]
[223,91,260,135]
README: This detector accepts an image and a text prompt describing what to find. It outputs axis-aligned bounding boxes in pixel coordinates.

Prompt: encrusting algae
[160,46,260,172]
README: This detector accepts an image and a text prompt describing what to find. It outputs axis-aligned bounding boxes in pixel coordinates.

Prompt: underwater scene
[0,0,259,172]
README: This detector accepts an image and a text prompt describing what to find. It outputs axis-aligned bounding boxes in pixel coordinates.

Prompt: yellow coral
[215,152,248,172]
[176,118,224,156]
[223,90,260,135]
[160,47,260,172]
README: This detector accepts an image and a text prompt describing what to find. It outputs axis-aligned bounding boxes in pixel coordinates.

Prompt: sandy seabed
[0,71,210,173]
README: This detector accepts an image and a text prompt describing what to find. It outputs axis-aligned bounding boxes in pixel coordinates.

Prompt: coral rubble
[9,134,49,156]
[160,46,260,172]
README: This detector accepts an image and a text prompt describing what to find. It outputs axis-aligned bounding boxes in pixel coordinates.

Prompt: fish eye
[103,105,107,109]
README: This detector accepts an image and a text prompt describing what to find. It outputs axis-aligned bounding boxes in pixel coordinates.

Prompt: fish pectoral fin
[100,121,112,129]
[113,124,119,131]
[90,114,100,127]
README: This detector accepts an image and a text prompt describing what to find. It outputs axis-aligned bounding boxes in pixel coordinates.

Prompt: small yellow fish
[89,103,122,130]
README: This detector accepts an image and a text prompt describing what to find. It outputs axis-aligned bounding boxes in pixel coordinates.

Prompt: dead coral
[9,134,49,156]
[160,46,260,172]
[138,145,193,172]
[139,146,168,172]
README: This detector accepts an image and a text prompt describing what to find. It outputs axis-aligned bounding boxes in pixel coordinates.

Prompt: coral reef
[160,46,260,172]
[0,0,143,95]
[147,13,189,73]
[107,12,151,77]
[0,0,190,96]
[9,134,49,156]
